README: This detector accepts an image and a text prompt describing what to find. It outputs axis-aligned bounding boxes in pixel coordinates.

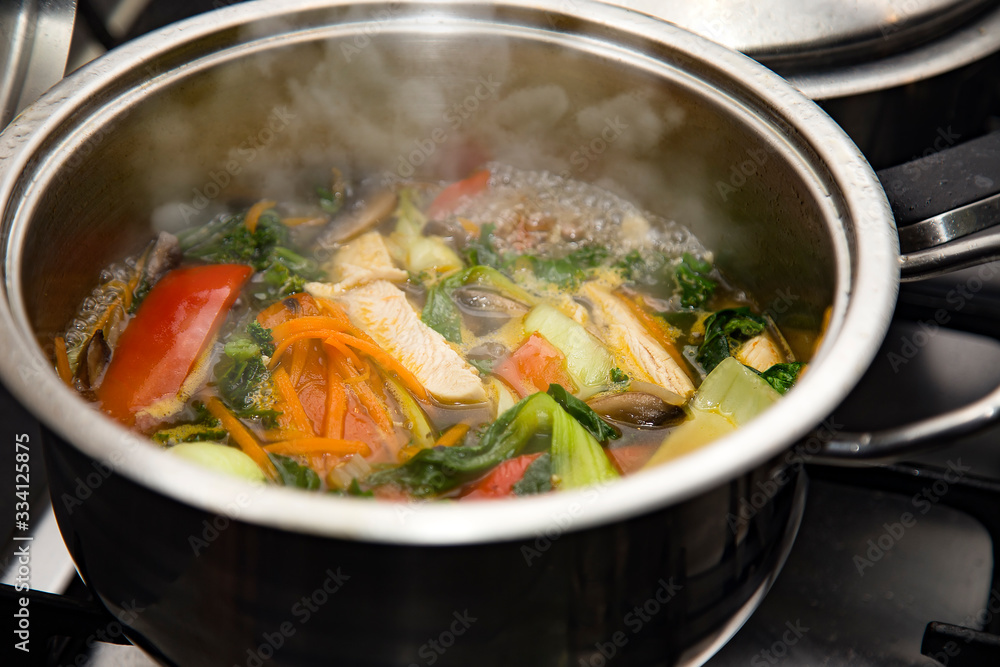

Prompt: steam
[141,6,700,247]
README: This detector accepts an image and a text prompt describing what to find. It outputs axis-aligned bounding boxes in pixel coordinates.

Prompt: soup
[54,164,813,500]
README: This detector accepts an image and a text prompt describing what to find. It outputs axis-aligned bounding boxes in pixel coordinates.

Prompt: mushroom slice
[587,392,685,429]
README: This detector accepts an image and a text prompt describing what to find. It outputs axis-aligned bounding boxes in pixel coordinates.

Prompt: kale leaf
[513,453,552,496]
[421,283,463,344]
[179,209,322,301]
[213,331,278,425]
[247,321,275,357]
[463,223,504,269]
[269,454,321,490]
[696,308,767,373]
[152,423,227,446]
[759,362,804,394]
[523,246,608,289]
[675,253,717,309]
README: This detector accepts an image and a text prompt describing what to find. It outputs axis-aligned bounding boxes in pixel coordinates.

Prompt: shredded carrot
[264,437,370,457]
[269,331,337,369]
[264,428,313,442]
[272,367,315,436]
[322,334,364,371]
[205,397,278,481]
[245,199,277,234]
[271,316,352,343]
[288,340,309,385]
[322,362,347,440]
[327,348,394,434]
[342,363,371,385]
[281,216,325,227]
[434,423,470,448]
[54,337,73,386]
[325,332,428,401]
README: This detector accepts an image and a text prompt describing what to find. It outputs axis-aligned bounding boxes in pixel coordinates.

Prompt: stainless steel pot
[0,1,996,665]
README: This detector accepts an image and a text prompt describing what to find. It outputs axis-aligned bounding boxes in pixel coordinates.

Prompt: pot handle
[878,129,1000,281]
[811,131,1000,462]
[808,385,1000,463]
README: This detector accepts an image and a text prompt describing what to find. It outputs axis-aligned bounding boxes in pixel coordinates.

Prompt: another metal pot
[1,1,995,665]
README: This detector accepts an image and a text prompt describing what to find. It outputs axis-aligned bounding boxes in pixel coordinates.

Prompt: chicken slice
[308,231,407,297]
[580,283,695,399]
[337,280,486,403]
[736,334,784,372]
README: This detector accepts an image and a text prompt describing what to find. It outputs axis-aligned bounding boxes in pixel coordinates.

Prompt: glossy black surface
[43,428,802,667]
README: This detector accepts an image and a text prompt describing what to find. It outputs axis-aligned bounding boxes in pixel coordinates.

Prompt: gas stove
[3,1,1000,666]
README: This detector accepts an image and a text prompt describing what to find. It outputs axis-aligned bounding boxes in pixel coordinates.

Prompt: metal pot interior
[0,1,898,542]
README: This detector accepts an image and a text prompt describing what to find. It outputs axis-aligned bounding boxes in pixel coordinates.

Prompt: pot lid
[613,0,997,70]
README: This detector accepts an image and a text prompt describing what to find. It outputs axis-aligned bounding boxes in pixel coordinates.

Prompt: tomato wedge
[494,333,577,398]
[462,453,543,499]
[97,264,253,426]
[427,169,490,219]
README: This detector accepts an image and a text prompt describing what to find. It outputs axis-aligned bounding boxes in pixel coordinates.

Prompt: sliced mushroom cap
[317,190,398,247]
[587,391,686,429]
[451,287,529,318]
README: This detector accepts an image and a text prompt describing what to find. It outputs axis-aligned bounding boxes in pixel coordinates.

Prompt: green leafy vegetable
[463,223,504,269]
[523,304,614,396]
[468,358,495,375]
[421,265,537,343]
[269,453,321,489]
[615,250,670,285]
[152,423,227,446]
[546,384,620,442]
[317,186,344,215]
[213,335,276,422]
[421,284,463,344]
[513,453,552,496]
[178,210,321,301]
[522,246,609,289]
[697,307,767,373]
[759,362,804,394]
[610,367,631,390]
[329,479,375,497]
[247,321,275,357]
[367,392,618,497]
[675,253,716,309]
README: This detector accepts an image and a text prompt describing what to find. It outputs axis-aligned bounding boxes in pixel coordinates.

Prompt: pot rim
[0,0,900,545]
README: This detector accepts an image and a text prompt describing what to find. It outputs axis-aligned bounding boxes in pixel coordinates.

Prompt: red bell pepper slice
[97,264,253,426]
[606,444,657,475]
[427,169,490,219]
[493,333,577,398]
[462,453,543,499]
